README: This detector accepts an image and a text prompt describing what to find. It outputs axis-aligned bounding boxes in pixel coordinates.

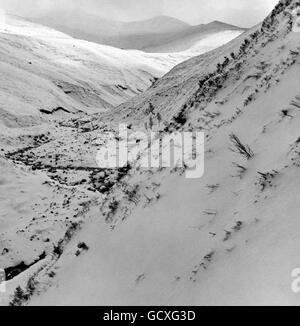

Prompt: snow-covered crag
[1,0,300,306]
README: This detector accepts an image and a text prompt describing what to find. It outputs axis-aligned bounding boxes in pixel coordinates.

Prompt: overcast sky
[0,0,279,27]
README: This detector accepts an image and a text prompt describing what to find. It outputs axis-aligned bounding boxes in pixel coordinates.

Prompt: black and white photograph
[0,0,300,309]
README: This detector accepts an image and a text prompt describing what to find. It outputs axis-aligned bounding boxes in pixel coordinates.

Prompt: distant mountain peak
[136,15,190,26]
[204,20,247,30]
[123,15,191,34]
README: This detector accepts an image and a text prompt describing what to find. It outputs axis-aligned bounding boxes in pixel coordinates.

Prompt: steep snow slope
[113,32,250,123]
[15,0,299,306]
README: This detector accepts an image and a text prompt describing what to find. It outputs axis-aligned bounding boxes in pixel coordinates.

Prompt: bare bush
[290,96,300,109]
[230,134,254,159]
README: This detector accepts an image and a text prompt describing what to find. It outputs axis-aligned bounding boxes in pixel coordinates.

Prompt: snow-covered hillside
[144,21,246,53]
[102,21,245,53]
[0,15,168,123]
[1,0,300,307]
[0,13,243,132]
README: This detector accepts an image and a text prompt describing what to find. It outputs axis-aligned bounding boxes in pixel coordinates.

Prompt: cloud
[0,0,279,26]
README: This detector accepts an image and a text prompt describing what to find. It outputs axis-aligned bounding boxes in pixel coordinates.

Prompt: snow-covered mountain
[1,0,300,307]
[0,14,169,123]
[28,9,245,52]
[139,21,247,53]
[30,12,190,39]
[0,13,243,131]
